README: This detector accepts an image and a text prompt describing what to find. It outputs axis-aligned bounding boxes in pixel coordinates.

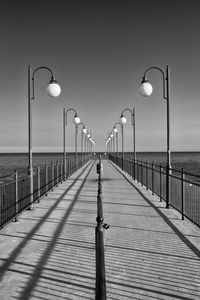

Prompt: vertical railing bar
[181,168,185,220]
[51,161,54,190]
[146,162,148,190]
[160,164,162,202]
[14,170,18,222]
[45,163,48,195]
[37,165,40,202]
[152,162,154,195]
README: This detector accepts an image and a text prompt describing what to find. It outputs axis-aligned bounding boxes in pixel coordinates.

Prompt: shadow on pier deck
[0,159,200,299]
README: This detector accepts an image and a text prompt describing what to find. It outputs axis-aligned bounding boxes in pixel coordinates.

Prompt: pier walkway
[0,159,200,299]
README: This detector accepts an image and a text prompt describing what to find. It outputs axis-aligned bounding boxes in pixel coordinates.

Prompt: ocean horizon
[1,151,200,179]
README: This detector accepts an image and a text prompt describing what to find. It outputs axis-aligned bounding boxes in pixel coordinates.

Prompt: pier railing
[109,154,200,228]
[0,153,91,229]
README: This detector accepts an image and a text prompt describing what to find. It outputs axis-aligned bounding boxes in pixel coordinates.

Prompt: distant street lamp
[87,131,95,154]
[105,137,110,154]
[28,65,61,209]
[77,122,86,164]
[120,108,136,161]
[139,65,170,208]
[113,122,122,158]
[82,126,87,160]
[63,108,80,179]
[110,132,114,153]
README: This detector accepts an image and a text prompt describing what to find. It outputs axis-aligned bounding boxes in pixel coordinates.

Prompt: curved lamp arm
[121,108,135,126]
[113,122,122,134]
[64,108,79,126]
[31,66,59,100]
[142,66,167,100]
[77,122,86,132]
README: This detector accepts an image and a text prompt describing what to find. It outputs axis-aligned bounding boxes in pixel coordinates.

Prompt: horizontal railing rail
[109,154,200,228]
[0,153,91,229]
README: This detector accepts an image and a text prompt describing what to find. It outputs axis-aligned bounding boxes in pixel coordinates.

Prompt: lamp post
[108,137,111,154]
[82,126,87,161]
[120,108,136,161]
[86,131,91,157]
[139,65,170,208]
[28,65,61,209]
[87,131,95,155]
[77,122,86,164]
[113,122,122,158]
[110,132,114,153]
[106,137,110,154]
[63,108,80,179]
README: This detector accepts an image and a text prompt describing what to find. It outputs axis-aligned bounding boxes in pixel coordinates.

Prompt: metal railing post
[160,164,162,202]
[181,168,185,220]
[133,159,135,180]
[51,161,54,190]
[14,170,18,222]
[60,160,63,182]
[141,162,143,186]
[45,163,48,195]
[37,165,40,202]
[152,162,154,195]
[146,162,148,190]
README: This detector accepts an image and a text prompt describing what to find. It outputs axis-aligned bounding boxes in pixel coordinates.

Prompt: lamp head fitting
[46,77,61,97]
[82,127,87,134]
[74,114,80,124]
[139,76,153,97]
[120,115,127,124]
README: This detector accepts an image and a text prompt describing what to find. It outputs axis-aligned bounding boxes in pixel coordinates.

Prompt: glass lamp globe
[110,133,113,138]
[82,127,87,134]
[121,116,127,124]
[74,116,80,124]
[46,80,61,97]
[113,127,117,133]
[139,80,153,97]
[87,133,90,138]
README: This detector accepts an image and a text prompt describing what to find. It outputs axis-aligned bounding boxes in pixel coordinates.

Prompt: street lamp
[82,126,87,160]
[106,136,111,154]
[28,65,61,209]
[86,131,92,156]
[77,122,86,164]
[110,132,114,153]
[63,108,80,179]
[113,122,121,158]
[139,65,170,208]
[120,108,136,161]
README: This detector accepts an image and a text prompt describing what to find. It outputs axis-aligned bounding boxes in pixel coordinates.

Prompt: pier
[0,158,200,299]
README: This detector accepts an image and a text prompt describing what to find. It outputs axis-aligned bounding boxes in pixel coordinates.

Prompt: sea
[1,152,200,179]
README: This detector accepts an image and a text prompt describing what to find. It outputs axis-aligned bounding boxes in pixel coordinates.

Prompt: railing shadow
[0,161,95,299]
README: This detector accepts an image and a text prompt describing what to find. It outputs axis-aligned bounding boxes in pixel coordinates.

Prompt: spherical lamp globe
[82,127,87,134]
[46,80,61,97]
[74,116,80,124]
[121,116,127,124]
[139,80,153,97]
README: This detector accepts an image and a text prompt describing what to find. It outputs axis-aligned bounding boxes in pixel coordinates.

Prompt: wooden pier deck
[0,159,200,299]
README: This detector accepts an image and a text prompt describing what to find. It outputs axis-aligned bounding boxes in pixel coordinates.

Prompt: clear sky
[0,0,200,152]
